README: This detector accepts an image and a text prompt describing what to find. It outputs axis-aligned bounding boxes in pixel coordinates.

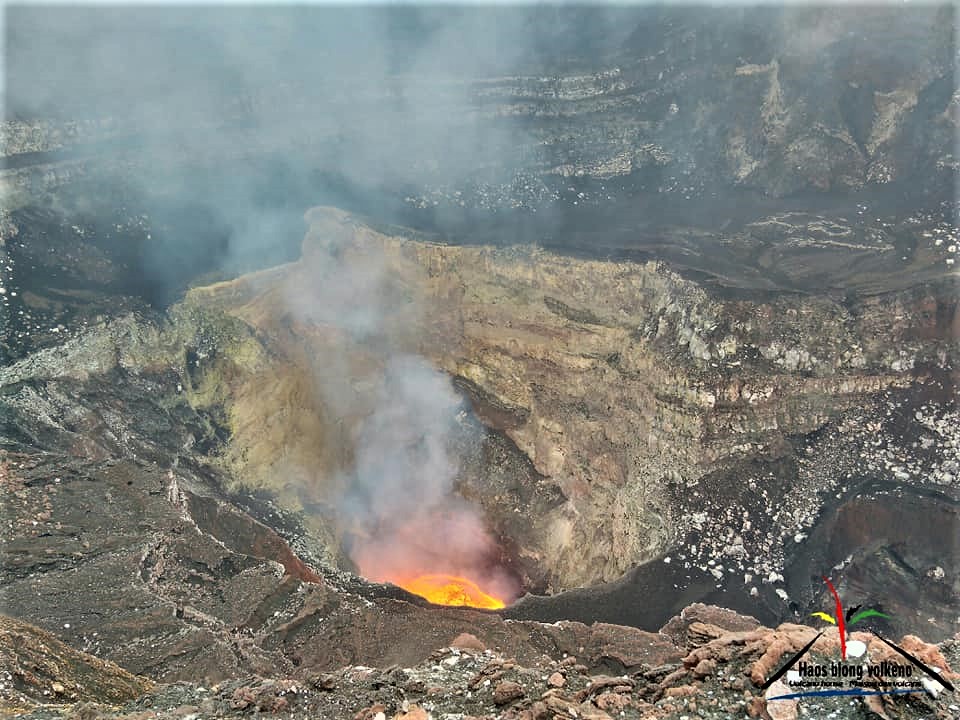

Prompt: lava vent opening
[344,503,525,610]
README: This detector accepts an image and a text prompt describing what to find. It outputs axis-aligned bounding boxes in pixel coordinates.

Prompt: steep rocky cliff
[2,7,955,213]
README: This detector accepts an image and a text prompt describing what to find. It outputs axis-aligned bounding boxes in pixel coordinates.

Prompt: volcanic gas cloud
[287,210,518,608]
[340,355,518,608]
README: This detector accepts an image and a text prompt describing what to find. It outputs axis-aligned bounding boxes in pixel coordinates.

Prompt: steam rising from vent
[283,210,518,607]
[346,359,517,603]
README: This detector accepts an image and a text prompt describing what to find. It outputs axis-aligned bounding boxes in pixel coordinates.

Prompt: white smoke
[280,210,519,601]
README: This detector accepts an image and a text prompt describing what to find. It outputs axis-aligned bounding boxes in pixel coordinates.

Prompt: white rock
[764,679,798,719]
[846,640,867,658]
[921,675,944,698]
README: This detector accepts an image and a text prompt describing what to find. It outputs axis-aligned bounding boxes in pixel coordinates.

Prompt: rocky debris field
[661,381,960,636]
[3,606,959,720]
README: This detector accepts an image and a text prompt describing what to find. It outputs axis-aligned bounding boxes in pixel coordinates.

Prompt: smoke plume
[282,208,519,600]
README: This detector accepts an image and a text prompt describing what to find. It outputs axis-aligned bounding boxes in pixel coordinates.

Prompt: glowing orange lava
[397,573,506,609]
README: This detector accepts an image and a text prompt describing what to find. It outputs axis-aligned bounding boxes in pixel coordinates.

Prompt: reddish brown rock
[595,691,632,712]
[869,635,959,681]
[450,633,486,653]
[660,604,762,649]
[518,701,550,720]
[746,696,768,719]
[764,679,798,720]
[575,703,614,720]
[749,626,834,686]
[492,681,524,706]
[861,693,891,720]
[576,675,635,702]
[544,694,579,715]
[692,658,717,678]
[393,705,430,720]
[585,623,683,669]
[355,704,388,720]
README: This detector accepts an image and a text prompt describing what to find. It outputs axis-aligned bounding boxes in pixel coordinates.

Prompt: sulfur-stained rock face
[181,207,957,600]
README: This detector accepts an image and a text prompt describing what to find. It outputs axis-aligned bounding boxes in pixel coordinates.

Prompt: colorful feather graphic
[848,608,891,626]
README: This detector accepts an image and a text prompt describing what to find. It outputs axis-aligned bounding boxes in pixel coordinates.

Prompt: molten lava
[398,573,506,609]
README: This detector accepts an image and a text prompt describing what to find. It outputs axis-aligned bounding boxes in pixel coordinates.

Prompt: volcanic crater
[10,198,954,632]
[2,6,958,719]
